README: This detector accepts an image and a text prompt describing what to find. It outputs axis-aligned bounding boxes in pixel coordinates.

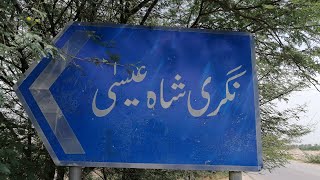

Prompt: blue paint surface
[17,23,262,170]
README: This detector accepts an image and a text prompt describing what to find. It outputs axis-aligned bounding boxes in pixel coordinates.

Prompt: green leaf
[263,5,275,9]
[0,164,10,175]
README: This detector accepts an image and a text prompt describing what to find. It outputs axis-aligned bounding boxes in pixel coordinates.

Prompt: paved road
[243,161,320,180]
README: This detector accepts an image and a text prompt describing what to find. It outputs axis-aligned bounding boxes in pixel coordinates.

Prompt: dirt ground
[288,148,320,161]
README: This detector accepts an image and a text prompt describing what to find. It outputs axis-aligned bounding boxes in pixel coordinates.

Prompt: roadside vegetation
[299,144,320,151]
[288,144,320,164]
[305,154,320,164]
[290,144,320,151]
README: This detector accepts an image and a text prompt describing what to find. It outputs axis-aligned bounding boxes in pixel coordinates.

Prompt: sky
[277,87,320,145]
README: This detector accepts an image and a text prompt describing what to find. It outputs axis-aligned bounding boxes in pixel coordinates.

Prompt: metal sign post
[15,22,262,172]
[229,171,242,180]
[69,167,81,180]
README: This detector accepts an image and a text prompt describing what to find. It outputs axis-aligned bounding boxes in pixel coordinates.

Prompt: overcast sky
[276,87,320,145]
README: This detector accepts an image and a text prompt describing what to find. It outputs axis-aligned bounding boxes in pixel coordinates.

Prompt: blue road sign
[15,22,262,171]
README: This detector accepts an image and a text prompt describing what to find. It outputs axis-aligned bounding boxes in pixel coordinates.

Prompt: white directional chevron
[28,30,91,154]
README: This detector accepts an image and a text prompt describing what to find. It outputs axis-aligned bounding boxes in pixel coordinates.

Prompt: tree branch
[129,0,152,16]
[260,84,301,105]
[17,48,29,73]
[42,0,57,36]
[140,0,158,25]
[120,0,152,23]
[73,0,87,21]
[0,75,14,87]
[191,0,205,28]
[54,0,74,25]
[12,0,23,13]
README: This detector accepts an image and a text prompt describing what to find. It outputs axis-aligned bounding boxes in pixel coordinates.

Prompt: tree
[1,0,320,179]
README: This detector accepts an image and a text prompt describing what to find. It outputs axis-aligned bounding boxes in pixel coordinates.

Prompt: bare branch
[129,0,152,16]
[120,0,152,23]
[54,0,75,25]
[140,0,158,25]
[191,0,205,28]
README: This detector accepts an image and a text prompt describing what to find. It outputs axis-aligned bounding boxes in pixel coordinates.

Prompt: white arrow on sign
[15,29,93,155]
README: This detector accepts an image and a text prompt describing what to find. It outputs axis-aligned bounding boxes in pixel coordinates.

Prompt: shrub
[305,154,320,164]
